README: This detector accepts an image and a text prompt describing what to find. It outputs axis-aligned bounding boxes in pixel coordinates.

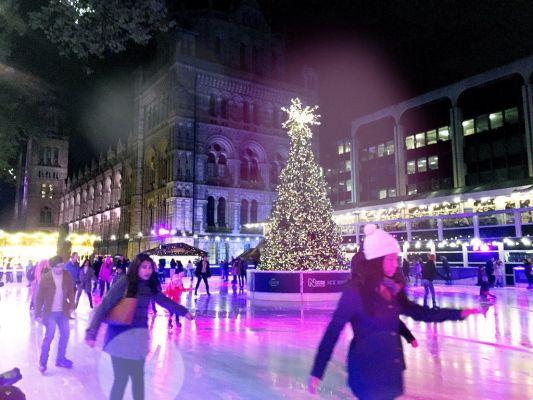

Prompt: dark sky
[1,0,533,225]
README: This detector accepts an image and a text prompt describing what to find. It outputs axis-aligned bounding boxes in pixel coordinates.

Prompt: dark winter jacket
[77,266,96,291]
[311,284,463,399]
[195,260,211,277]
[35,270,75,320]
[86,276,188,359]
[422,260,439,281]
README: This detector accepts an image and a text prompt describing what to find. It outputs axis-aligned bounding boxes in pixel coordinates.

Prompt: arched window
[270,161,280,186]
[214,36,222,61]
[243,101,250,123]
[240,158,249,180]
[218,154,227,177]
[207,153,216,177]
[240,199,249,225]
[221,98,229,119]
[250,159,259,181]
[240,43,247,70]
[207,196,215,226]
[40,207,52,226]
[250,200,258,223]
[217,197,226,227]
[209,95,217,116]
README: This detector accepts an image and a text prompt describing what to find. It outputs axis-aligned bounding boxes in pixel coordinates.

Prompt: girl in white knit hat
[309,224,485,399]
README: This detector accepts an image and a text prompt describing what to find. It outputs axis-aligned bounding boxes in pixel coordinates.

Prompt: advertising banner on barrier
[302,272,351,293]
[253,272,301,293]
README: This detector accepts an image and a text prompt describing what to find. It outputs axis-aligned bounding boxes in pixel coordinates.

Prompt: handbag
[104,290,137,326]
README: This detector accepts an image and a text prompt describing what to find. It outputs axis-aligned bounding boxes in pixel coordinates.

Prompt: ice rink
[0,279,531,399]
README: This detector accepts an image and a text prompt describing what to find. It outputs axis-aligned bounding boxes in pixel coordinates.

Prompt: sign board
[302,272,351,293]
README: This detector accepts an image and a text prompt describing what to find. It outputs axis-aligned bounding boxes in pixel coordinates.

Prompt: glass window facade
[438,126,450,141]
[417,157,427,172]
[463,119,475,136]
[407,160,416,174]
[415,132,426,148]
[426,129,437,145]
[504,107,518,124]
[489,111,503,129]
[405,135,415,150]
[428,155,439,170]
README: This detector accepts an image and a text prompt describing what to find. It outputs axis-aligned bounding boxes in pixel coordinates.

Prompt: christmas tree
[260,98,341,271]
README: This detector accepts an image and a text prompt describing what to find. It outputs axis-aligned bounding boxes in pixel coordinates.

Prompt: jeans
[195,273,210,295]
[75,286,93,308]
[422,279,436,307]
[40,312,70,367]
[110,356,145,400]
[99,279,110,297]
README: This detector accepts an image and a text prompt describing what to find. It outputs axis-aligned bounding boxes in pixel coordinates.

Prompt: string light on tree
[261,98,341,271]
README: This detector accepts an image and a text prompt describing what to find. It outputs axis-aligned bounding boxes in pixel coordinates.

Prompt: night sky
[1,0,533,225]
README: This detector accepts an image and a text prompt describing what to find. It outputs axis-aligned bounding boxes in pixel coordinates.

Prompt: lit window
[407,160,416,174]
[337,143,344,155]
[385,140,395,155]
[489,112,503,129]
[475,115,489,133]
[407,184,417,195]
[41,184,47,199]
[428,155,439,170]
[504,107,518,124]
[415,132,425,148]
[426,129,437,145]
[462,119,475,136]
[417,157,427,172]
[345,160,351,171]
[368,146,376,160]
[48,184,54,199]
[378,189,387,199]
[377,143,385,157]
[346,180,353,192]
[438,126,450,141]
[388,188,397,198]
[344,141,351,152]
[405,135,415,150]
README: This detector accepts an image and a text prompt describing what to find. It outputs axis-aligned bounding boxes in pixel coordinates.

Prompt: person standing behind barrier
[485,257,495,287]
[494,259,504,288]
[98,256,113,297]
[186,260,194,282]
[233,258,242,287]
[35,256,75,373]
[85,253,194,400]
[402,258,411,283]
[194,255,211,296]
[75,259,95,309]
[523,258,533,289]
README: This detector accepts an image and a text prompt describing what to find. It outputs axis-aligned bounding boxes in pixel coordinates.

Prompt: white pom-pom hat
[363,224,400,260]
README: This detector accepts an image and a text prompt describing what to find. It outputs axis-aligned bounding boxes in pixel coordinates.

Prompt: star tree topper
[281,98,321,141]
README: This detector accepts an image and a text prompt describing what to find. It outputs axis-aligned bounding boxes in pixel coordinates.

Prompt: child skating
[164,273,187,329]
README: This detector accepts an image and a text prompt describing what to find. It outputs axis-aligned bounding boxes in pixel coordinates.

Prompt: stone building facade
[58,1,318,261]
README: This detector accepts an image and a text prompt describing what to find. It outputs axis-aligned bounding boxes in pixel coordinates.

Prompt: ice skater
[164,274,187,329]
[494,259,504,288]
[75,259,95,309]
[308,224,484,399]
[86,253,194,400]
[35,256,76,373]
[194,255,211,296]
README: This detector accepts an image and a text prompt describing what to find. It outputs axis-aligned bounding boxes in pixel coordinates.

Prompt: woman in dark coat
[75,259,96,308]
[309,224,482,399]
[85,253,194,400]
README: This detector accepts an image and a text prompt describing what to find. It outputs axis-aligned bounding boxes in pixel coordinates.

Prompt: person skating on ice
[194,255,211,296]
[308,224,485,399]
[35,256,76,373]
[85,253,194,400]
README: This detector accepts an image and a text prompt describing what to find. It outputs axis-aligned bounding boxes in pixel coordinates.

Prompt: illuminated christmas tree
[260,98,341,270]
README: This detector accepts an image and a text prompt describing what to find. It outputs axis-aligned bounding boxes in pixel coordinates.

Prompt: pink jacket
[98,262,113,282]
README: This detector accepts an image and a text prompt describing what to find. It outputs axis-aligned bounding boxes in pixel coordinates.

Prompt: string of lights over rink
[0,280,532,399]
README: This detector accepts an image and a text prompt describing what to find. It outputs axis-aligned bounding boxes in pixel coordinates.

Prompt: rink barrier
[246,270,351,301]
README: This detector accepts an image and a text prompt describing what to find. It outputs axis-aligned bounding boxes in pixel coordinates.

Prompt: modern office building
[328,56,533,284]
